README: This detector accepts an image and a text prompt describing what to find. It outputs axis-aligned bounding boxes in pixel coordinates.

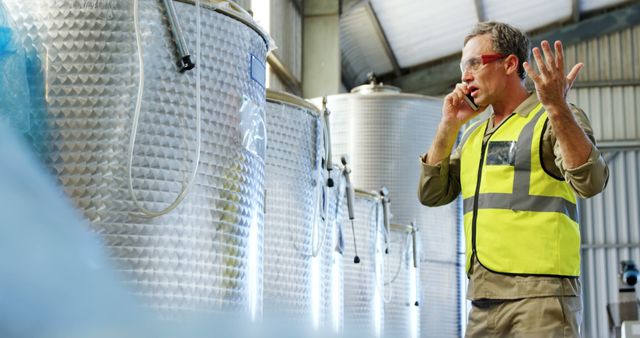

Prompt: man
[418,22,609,337]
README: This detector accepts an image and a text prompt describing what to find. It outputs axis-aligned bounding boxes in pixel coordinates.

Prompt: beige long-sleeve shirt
[418,93,609,300]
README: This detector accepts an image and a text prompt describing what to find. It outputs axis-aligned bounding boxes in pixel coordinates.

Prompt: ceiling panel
[481,0,572,32]
[580,0,631,12]
[370,0,478,68]
[341,4,394,86]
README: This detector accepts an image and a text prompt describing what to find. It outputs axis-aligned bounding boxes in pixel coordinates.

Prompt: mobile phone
[463,93,479,111]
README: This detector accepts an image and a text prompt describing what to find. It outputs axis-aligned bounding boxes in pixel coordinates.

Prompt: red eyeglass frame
[480,53,507,64]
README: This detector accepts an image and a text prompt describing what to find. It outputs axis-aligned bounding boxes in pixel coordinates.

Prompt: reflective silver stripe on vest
[459,119,487,148]
[463,106,578,223]
[512,107,545,201]
[463,193,578,222]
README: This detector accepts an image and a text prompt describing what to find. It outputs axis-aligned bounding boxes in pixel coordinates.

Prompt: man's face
[460,34,507,107]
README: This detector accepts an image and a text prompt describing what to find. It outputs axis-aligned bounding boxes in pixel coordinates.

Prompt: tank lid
[350,73,401,94]
[177,0,271,48]
[266,89,322,116]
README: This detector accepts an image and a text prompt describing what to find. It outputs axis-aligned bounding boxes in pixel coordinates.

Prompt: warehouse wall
[269,0,302,82]
[565,23,640,338]
[565,25,640,142]
[250,0,302,94]
[577,151,640,338]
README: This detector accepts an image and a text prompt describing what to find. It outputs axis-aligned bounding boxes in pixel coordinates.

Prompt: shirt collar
[488,92,539,120]
[512,92,539,117]
[485,92,539,132]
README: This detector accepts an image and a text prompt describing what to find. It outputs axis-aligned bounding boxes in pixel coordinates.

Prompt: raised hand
[523,40,583,110]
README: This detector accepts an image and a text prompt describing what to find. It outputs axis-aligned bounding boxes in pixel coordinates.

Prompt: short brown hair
[464,22,531,79]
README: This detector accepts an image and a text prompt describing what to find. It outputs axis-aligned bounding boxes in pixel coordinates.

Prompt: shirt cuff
[563,145,599,177]
[420,153,449,177]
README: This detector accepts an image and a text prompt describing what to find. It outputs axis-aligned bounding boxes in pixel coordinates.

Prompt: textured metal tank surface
[343,189,385,338]
[384,224,420,338]
[320,168,346,334]
[3,0,269,319]
[312,84,461,337]
[419,201,461,338]
[263,90,323,322]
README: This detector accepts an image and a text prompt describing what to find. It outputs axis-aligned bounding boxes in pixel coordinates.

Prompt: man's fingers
[532,47,549,77]
[455,83,469,95]
[541,40,555,71]
[554,40,564,74]
[566,63,584,88]
[523,61,540,83]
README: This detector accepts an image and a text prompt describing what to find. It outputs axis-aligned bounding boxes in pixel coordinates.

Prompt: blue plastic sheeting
[0,3,32,133]
[0,121,155,337]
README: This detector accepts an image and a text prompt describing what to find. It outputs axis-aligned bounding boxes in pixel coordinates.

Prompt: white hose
[127,0,202,218]
[311,183,329,258]
[383,232,411,304]
[311,122,330,258]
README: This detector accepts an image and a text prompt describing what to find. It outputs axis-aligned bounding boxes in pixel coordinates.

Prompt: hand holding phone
[463,93,479,111]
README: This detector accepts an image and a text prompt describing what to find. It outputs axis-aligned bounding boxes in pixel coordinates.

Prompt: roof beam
[267,53,303,96]
[385,2,640,95]
[473,0,486,22]
[341,0,370,14]
[292,0,303,16]
[365,2,402,76]
[571,0,580,22]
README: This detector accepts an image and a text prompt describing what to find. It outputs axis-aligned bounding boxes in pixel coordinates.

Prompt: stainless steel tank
[419,200,461,338]
[3,0,270,319]
[263,90,325,323]
[313,82,461,337]
[342,188,385,338]
[384,223,420,338]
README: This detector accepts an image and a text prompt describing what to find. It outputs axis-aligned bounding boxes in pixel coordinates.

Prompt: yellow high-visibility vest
[460,103,580,277]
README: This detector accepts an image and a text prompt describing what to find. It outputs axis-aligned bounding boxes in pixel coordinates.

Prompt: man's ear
[504,54,519,76]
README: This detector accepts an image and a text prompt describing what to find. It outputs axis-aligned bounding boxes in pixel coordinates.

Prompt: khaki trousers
[465,296,582,338]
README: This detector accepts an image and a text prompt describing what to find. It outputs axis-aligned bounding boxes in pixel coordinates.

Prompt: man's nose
[461,69,473,83]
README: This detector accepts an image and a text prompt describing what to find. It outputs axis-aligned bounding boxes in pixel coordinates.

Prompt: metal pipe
[342,156,359,264]
[323,98,334,187]
[162,0,195,72]
[411,221,419,307]
[380,186,391,254]
[411,222,418,269]
[581,243,640,250]
[572,79,640,88]
[598,140,640,152]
